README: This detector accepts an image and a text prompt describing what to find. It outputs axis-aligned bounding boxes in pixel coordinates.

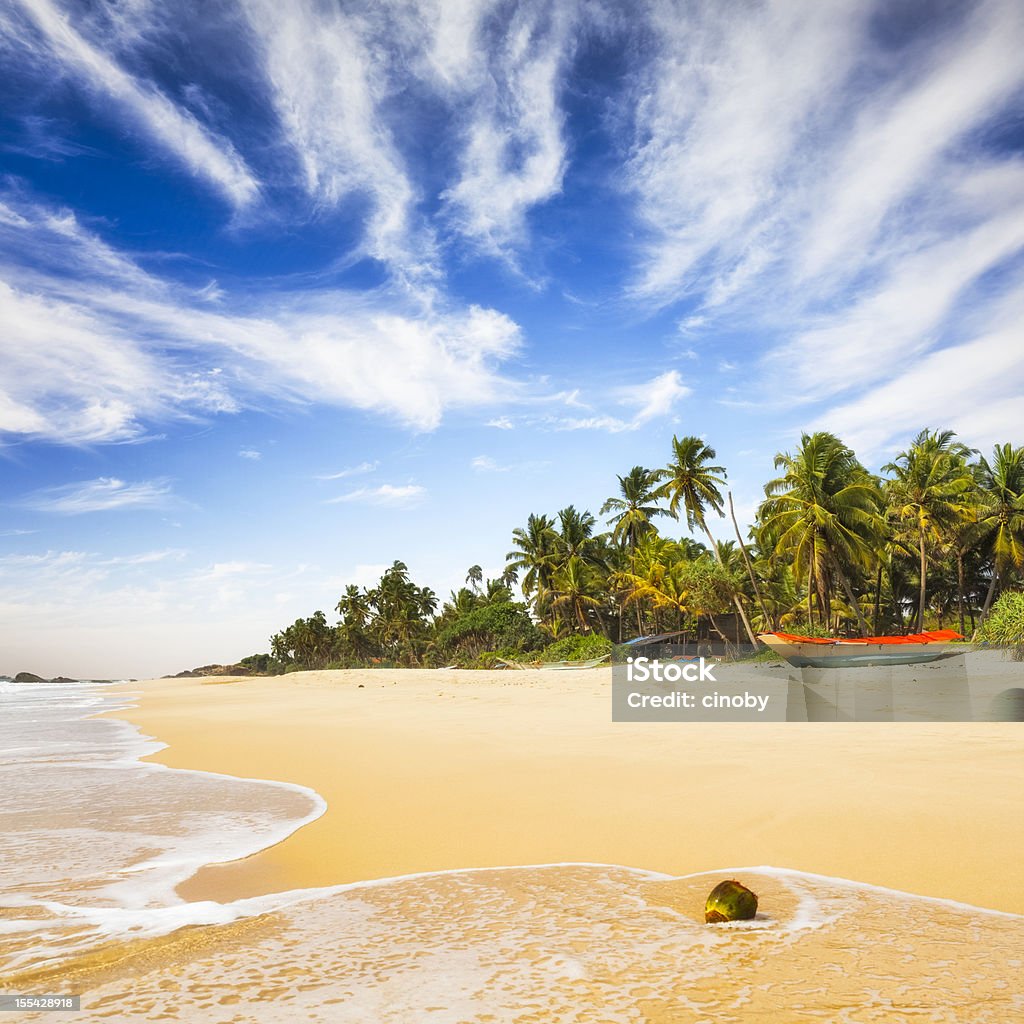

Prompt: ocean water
[0,681,323,976]
[2,681,1022,1022]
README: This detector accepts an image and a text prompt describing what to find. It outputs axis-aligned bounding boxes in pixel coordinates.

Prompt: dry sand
[114,666,1024,914]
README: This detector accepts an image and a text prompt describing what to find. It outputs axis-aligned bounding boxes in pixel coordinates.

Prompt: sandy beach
[114,666,1024,915]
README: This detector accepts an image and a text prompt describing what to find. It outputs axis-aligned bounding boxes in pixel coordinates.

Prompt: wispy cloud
[18,477,174,514]
[620,0,1024,448]
[326,483,426,507]
[316,461,379,481]
[4,0,259,207]
[557,370,690,432]
[438,0,576,258]
[238,0,432,282]
[0,191,522,443]
[238,448,262,460]
[471,454,549,473]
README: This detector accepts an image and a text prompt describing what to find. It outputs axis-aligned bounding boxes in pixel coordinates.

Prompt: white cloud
[769,193,1024,402]
[18,477,174,514]
[5,0,259,207]
[563,369,689,432]
[793,1,1024,284]
[316,461,379,481]
[617,0,1024,441]
[238,0,432,281]
[471,454,549,473]
[626,0,868,304]
[812,309,1024,460]
[439,0,575,257]
[0,191,524,444]
[485,416,514,430]
[238,448,262,460]
[326,484,426,507]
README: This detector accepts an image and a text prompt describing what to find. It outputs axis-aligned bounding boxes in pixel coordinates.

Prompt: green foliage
[433,601,544,665]
[776,621,834,639]
[976,590,1024,659]
[540,633,613,663]
[238,653,281,674]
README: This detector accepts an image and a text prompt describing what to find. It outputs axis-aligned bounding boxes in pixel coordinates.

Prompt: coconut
[704,879,758,923]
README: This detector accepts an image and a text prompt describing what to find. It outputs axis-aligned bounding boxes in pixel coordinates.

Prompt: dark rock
[49,676,78,684]
[14,672,46,683]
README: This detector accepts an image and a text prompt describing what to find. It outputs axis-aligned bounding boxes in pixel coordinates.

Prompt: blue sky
[2,0,1024,677]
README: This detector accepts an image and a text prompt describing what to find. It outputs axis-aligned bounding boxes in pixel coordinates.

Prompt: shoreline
[113,667,1024,913]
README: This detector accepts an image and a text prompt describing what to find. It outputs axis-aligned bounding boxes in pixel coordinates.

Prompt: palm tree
[554,505,599,561]
[549,556,605,634]
[657,435,758,644]
[601,466,667,556]
[506,513,559,615]
[760,432,884,635]
[601,466,667,634]
[975,442,1024,621]
[465,565,483,592]
[884,429,975,632]
[335,584,374,662]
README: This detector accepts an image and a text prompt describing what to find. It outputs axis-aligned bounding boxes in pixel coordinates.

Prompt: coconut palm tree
[657,435,758,644]
[549,555,605,634]
[760,432,884,635]
[884,429,976,632]
[601,466,667,635]
[601,466,667,556]
[975,442,1024,621]
[554,505,599,561]
[506,513,559,607]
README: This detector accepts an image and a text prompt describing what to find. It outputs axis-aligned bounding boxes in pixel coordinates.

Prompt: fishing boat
[758,630,964,669]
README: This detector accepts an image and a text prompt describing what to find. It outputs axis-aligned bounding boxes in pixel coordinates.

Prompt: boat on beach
[758,630,965,669]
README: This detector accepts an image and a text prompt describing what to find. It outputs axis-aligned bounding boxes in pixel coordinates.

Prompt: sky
[2,0,1024,678]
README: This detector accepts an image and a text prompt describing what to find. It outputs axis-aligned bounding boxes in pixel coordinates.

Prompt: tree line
[252,428,1024,671]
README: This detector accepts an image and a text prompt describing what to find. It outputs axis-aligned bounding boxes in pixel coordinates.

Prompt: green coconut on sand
[705,880,758,923]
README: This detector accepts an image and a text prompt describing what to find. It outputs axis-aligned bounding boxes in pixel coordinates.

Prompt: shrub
[540,633,613,663]
[976,590,1024,660]
[433,602,544,664]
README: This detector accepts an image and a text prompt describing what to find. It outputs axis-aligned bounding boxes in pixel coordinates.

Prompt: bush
[433,602,544,664]
[540,633,613,663]
[976,590,1024,660]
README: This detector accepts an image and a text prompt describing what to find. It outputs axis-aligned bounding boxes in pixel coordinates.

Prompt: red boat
[759,630,964,668]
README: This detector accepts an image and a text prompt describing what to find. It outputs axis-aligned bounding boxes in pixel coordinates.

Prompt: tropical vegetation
[250,429,1024,672]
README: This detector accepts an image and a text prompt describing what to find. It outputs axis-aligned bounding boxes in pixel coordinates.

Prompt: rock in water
[705,879,758,923]
[14,672,46,683]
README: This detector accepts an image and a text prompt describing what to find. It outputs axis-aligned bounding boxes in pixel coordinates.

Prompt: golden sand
[114,667,1024,914]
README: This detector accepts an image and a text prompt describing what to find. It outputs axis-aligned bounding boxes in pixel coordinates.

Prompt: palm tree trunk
[873,563,883,635]
[980,568,998,620]
[728,491,770,627]
[828,551,870,636]
[917,526,928,633]
[956,549,966,638]
[703,524,758,646]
